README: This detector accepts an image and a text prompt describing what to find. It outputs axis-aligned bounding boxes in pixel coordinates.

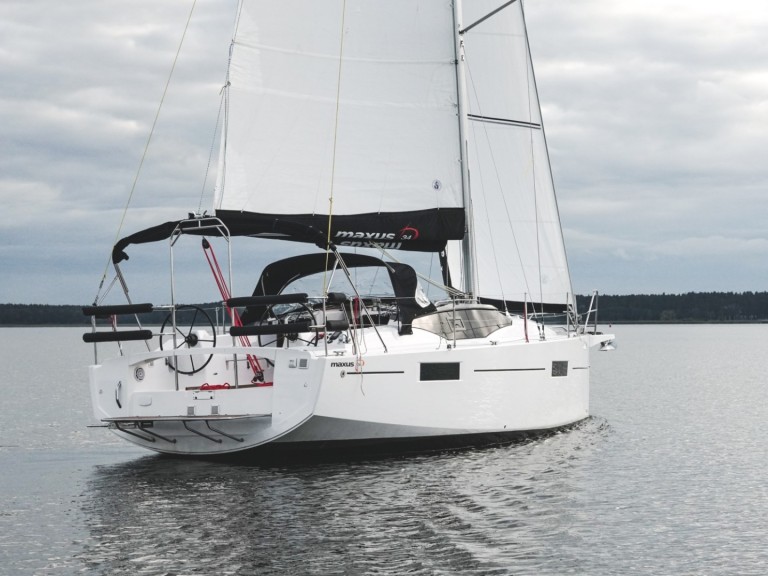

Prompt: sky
[1,0,767,304]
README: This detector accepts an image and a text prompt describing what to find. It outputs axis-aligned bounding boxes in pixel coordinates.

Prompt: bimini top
[239,252,434,328]
[110,216,331,264]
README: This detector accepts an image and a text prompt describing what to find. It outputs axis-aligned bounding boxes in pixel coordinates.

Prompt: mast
[452,0,476,298]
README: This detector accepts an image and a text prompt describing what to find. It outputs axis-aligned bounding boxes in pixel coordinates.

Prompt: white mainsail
[215,0,465,250]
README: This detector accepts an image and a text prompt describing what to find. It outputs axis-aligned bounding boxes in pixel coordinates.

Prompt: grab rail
[83,330,153,343]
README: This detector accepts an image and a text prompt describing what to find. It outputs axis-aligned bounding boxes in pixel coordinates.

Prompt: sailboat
[83,0,614,456]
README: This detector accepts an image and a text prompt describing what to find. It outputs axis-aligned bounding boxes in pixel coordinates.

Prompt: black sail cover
[111,210,465,264]
[217,209,465,253]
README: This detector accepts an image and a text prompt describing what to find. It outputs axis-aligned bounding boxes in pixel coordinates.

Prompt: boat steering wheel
[160,305,217,375]
[258,302,319,347]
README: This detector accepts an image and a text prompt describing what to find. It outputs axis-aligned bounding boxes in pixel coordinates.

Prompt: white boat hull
[87,322,604,456]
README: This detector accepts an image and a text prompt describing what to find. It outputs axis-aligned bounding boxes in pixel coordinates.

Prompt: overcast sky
[1,0,767,305]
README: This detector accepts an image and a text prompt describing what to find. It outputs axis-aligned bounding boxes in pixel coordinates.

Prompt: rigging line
[426,253,434,299]
[373,245,464,297]
[198,91,225,214]
[520,2,545,316]
[94,0,199,302]
[323,0,348,296]
[522,1,576,317]
[218,1,243,211]
[459,0,518,35]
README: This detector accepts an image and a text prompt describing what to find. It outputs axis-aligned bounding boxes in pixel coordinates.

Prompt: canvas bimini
[83,0,614,456]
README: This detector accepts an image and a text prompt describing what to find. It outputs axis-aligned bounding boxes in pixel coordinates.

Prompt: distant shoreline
[2,292,768,325]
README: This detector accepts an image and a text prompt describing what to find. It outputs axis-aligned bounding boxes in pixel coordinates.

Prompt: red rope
[202,240,268,382]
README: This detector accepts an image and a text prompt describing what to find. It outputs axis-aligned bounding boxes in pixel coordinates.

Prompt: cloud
[653,235,768,258]
[1,1,767,303]
[522,0,768,294]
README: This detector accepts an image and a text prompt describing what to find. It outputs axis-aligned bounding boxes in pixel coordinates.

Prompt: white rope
[373,245,465,298]
[323,0,348,295]
[197,91,225,214]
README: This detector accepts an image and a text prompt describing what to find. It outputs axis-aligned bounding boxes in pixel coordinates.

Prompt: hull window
[420,362,460,381]
[552,361,569,377]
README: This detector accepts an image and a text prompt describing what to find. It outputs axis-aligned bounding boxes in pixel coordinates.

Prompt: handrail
[582,290,600,334]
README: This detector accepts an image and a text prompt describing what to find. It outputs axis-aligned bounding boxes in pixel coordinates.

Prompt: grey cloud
[1,1,767,303]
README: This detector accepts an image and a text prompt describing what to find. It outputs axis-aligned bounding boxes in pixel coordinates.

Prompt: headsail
[449,0,574,310]
[214,0,466,251]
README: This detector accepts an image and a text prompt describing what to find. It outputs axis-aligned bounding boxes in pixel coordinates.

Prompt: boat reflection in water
[77,418,610,574]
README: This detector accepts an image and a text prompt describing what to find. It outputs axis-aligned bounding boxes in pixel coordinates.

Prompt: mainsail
[214,0,466,251]
[214,0,573,308]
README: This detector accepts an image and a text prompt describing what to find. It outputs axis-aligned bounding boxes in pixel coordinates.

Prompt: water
[1,325,766,575]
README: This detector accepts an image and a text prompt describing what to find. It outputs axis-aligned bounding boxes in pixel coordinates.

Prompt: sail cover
[214,0,465,252]
[449,0,574,309]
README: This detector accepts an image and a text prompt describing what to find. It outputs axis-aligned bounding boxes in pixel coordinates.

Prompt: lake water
[1,325,766,575]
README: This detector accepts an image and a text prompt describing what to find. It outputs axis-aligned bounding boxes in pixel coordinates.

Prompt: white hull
[88,319,607,456]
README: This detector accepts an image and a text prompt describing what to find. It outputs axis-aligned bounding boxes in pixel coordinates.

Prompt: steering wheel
[258,302,318,347]
[160,305,216,375]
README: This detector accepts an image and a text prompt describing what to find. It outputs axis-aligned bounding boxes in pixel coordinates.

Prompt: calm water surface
[1,325,766,575]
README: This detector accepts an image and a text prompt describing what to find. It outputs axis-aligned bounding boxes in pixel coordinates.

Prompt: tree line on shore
[2,292,767,325]
[574,292,768,323]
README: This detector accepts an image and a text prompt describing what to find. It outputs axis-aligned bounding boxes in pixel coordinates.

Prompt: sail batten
[468,113,541,130]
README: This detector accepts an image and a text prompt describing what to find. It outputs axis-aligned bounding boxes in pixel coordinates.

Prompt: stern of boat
[87,340,326,455]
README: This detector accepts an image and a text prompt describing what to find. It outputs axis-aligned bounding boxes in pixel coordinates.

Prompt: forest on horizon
[1,292,767,325]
